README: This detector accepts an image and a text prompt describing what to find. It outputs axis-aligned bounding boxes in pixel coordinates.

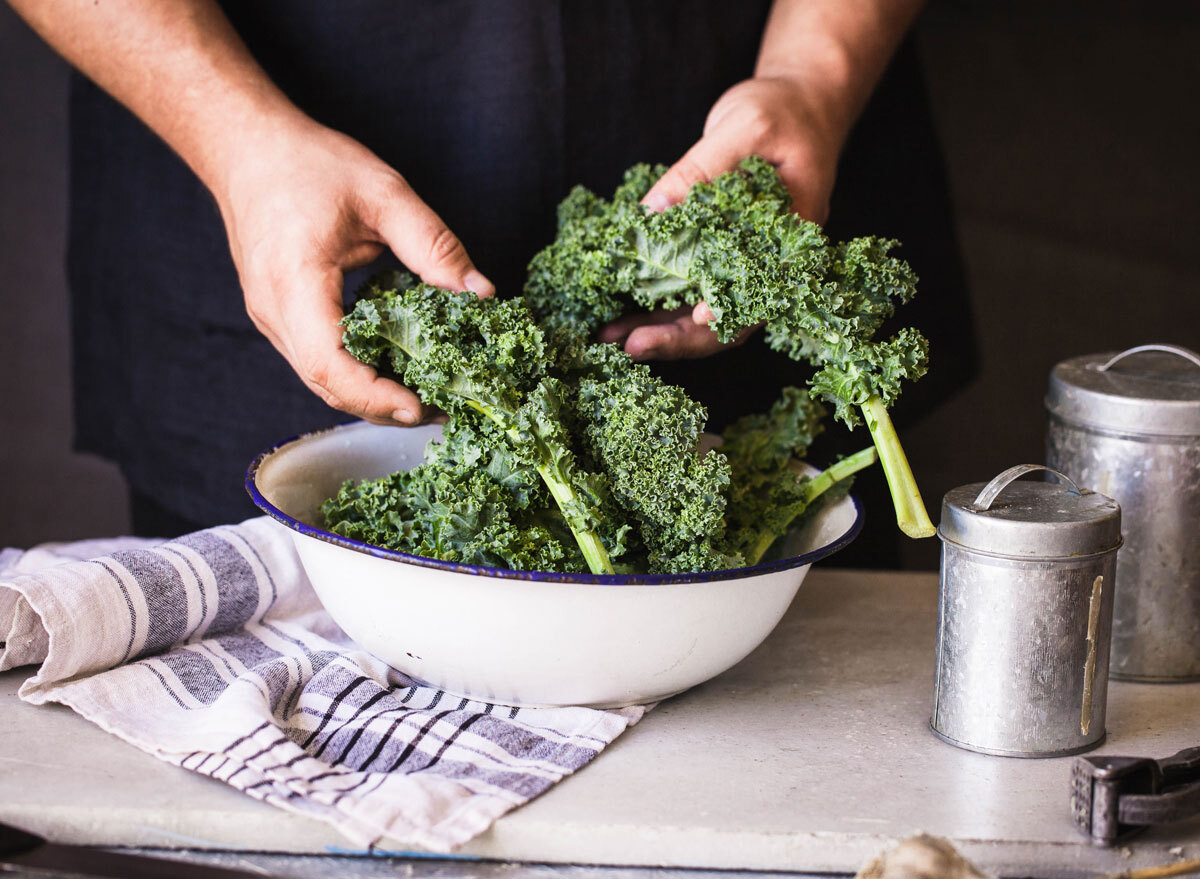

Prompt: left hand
[605,75,842,361]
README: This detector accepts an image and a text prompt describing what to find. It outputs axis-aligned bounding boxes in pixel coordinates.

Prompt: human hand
[597,304,756,360]
[213,117,494,426]
[606,75,842,361]
[644,76,841,222]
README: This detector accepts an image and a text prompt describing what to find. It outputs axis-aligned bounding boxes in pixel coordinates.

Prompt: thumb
[642,136,745,213]
[370,179,495,297]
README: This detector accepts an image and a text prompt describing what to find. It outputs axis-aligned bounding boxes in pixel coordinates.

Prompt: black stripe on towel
[302,675,370,748]
[94,560,137,665]
[384,708,456,773]
[314,690,390,762]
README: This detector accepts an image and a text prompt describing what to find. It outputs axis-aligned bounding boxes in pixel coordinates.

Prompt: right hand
[601,76,842,363]
[213,116,494,426]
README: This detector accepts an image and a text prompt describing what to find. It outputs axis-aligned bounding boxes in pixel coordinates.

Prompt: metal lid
[1046,344,1200,438]
[939,465,1121,559]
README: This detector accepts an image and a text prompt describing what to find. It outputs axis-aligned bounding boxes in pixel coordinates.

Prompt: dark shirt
[67,2,976,564]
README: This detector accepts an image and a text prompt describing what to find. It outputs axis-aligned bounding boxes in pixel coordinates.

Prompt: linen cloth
[0,517,645,852]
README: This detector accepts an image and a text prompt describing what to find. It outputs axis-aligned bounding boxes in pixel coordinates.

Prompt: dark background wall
[2,2,1197,569]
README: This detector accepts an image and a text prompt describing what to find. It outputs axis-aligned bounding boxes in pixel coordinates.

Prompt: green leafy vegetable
[565,338,733,574]
[525,156,934,538]
[338,274,629,574]
[324,277,864,574]
[322,154,933,573]
[718,388,877,565]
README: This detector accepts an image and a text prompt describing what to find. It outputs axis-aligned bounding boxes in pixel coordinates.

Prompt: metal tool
[1072,746,1200,846]
[1047,343,1200,681]
[0,819,282,878]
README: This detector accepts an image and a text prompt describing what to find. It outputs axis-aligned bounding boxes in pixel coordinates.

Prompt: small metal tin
[1046,344,1200,681]
[932,465,1122,758]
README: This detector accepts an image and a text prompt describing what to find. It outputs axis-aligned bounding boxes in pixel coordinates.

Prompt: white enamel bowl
[246,420,862,708]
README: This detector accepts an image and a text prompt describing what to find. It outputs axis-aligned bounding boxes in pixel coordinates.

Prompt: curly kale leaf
[620,158,830,340]
[321,418,587,571]
[719,386,825,476]
[340,282,629,573]
[526,157,927,416]
[804,328,930,426]
[718,388,877,565]
[343,280,547,421]
[530,156,933,537]
[764,237,925,424]
[524,163,665,335]
[567,343,734,573]
[756,235,932,538]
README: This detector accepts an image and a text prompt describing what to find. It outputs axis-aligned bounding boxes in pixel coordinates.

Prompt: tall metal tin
[1046,344,1200,681]
[932,465,1122,757]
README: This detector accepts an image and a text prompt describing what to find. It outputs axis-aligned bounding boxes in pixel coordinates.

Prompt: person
[9,0,975,565]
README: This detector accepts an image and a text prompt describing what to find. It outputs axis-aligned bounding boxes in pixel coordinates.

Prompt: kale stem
[534,463,614,575]
[800,445,879,505]
[469,399,615,574]
[860,395,935,539]
[744,445,878,566]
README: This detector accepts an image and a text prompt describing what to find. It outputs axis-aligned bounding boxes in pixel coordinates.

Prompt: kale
[336,273,631,574]
[321,417,583,571]
[718,389,876,565]
[322,155,934,573]
[524,157,935,538]
[524,164,666,335]
[324,275,863,574]
[566,340,734,574]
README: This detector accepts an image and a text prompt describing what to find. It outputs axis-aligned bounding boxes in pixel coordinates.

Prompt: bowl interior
[247,420,863,584]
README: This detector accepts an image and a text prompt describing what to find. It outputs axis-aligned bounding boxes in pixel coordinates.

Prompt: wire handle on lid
[1097,344,1200,373]
[971,464,1082,512]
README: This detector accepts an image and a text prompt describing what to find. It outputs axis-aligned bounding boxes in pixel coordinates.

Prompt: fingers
[641,134,748,213]
[623,303,759,361]
[368,179,495,298]
[600,302,751,361]
[267,261,432,425]
[597,304,709,358]
[598,306,693,345]
[624,312,730,361]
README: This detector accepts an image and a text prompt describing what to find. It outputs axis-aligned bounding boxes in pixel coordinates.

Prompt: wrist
[188,92,313,208]
[755,39,859,152]
[753,0,925,151]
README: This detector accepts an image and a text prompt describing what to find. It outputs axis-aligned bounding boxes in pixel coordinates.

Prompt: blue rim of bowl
[245,422,865,586]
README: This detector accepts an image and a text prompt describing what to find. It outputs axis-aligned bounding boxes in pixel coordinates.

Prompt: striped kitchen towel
[0,517,646,852]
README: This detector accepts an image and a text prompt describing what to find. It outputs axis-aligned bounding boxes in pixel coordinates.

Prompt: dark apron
[67,2,975,565]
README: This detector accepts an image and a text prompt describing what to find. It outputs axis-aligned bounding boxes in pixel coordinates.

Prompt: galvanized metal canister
[1046,344,1200,681]
[932,465,1122,758]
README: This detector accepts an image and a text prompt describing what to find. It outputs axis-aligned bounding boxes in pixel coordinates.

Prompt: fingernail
[694,302,715,324]
[642,192,671,213]
[393,408,418,425]
[464,270,494,298]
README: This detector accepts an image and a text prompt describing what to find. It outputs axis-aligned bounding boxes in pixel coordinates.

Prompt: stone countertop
[3,569,1199,877]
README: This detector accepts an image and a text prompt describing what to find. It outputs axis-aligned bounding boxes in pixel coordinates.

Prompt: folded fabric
[0,518,646,852]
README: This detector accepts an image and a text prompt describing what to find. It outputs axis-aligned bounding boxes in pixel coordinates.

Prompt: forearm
[7,0,305,196]
[755,0,926,148]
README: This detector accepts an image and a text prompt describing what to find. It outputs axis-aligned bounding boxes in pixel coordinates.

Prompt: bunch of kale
[321,275,873,574]
[525,156,932,538]
[321,157,930,575]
